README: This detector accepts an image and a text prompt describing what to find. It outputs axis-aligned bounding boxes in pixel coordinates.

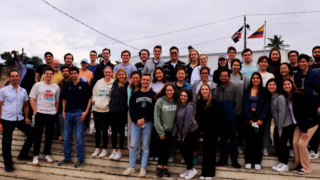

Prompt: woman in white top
[91,66,114,157]
[151,67,167,93]
[258,56,275,87]
[191,66,216,103]
[190,54,214,84]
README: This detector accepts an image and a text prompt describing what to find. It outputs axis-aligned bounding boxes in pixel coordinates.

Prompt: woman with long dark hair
[280,78,318,174]
[276,63,294,87]
[267,49,281,78]
[242,72,270,170]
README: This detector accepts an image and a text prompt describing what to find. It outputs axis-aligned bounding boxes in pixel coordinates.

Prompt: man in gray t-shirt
[113,50,137,80]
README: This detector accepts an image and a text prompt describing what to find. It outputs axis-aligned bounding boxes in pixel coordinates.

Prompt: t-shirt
[36,64,50,80]
[40,71,64,84]
[259,72,275,87]
[301,74,306,90]
[151,82,165,93]
[88,64,99,76]
[29,81,60,115]
[197,81,212,93]
[291,66,302,75]
[311,63,320,73]
[129,90,156,123]
[135,62,145,73]
[113,63,137,80]
[79,70,94,85]
[230,73,248,99]
[176,85,182,93]
[240,63,259,82]
[171,62,177,68]
[287,100,297,124]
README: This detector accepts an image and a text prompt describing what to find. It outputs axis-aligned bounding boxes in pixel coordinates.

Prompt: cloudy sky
[1,0,319,64]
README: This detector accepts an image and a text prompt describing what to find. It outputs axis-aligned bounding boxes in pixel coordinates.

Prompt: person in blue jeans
[122,73,156,177]
[58,67,92,168]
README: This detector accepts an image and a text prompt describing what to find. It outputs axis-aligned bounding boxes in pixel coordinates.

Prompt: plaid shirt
[162,60,187,82]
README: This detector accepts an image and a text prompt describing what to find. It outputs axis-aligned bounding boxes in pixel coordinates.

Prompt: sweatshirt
[270,93,293,133]
[190,66,214,85]
[176,102,198,139]
[154,95,179,136]
[92,78,114,112]
[129,90,156,123]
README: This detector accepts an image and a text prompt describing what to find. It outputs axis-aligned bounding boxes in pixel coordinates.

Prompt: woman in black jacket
[195,84,222,180]
[280,78,318,175]
[109,68,129,161]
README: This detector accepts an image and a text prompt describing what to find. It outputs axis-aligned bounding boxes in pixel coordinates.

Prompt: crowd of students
[0,45,320,179]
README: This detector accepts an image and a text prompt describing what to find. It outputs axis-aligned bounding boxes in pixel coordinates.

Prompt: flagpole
[264,20,266,55]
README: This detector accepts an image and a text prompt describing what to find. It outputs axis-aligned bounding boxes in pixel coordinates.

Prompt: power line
[247,10,320,16]
[251,22,320,25]
[267,32,320,41]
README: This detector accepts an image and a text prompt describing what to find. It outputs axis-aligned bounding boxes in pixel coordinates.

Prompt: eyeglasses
[289,55,297,58]
[220,75,228,78]
[171,52,178,55]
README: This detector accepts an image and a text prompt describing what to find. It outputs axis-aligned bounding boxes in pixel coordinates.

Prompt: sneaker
[289,149,295,158]
[92,149,100,157]
[154,157,159,161]
[237,146,243,154]
[138,167,146,177]
[4,164,14,172]
[309,150,319,159]
[200,176,205,180]
[99,150,108,157]
[58,159,71,166]
[137,153,141,160]
[113,151,122,160]
[109,151,117,159]
[181,157,186,163]
[180,170,188,178]
[59,136,63,141]
[193,156,198,165]
[149,156,154,161]
[254,164,261,170]
[292,164,302,173]
[17,155,33,161]
[245,163,252,169]
[262,149,269,156]
[185,168,197,179]
[272,162,282,171]
[45,155,54,163]
[162,168,171,177]
[205,177,214,180]
[74,160,84,168]
[122,167,135,175]
[32,156,39,166]
[156,167,162,178]
[168,156,174,162]
[298,169,307,174]
[276,164,289,172]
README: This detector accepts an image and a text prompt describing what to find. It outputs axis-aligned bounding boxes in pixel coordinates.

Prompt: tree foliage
[265,35,290,50]
[0,51,43,69]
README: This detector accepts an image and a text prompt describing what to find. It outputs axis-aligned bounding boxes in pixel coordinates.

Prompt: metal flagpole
[264,20,266,55]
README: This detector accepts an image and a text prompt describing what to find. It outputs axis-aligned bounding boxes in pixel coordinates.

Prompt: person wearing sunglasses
[162,46,187,82]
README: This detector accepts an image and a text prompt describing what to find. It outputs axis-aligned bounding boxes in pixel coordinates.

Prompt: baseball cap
[80,58,89,64]
[218,55,227,60]
[27,59,33,64]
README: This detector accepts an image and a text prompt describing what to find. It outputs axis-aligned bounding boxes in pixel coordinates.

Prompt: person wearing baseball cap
[79,58,93,85]
[213,55,232,85]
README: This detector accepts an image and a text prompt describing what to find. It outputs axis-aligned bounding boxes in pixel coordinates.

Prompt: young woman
[154,83,179,178]
[190,54,214,84]
[276,63,294,87]
[109,68,129,160]
[267,78,295,172]
[177,89,199,179]
[213,56,232,85]
[185,49,200,83]
[230,59,248,154]
[91,66,114,157]
[242,72,270,170]
[281,78,318,174]
[267,49,281,78]
[192,66,216,103]
[195,84,222,180]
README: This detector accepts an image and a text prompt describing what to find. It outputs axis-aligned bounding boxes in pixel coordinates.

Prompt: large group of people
[0,45,320,179]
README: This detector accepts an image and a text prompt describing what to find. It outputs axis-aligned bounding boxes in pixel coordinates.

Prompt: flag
[231,26,243,43]
[248,25,264,38]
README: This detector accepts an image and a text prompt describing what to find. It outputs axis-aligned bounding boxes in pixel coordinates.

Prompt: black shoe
[17,155,33,161]
[162,168,171,177]
[4,165,14,172]
[292,164,302,173]
[58,159,71,166]
[156,167,163,178]
[232,161,241,168]
[216,160,228,166]
[297,169,307,175]
[74,160,84,168]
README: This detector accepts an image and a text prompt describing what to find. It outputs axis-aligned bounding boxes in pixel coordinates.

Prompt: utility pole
[21,48,24,63]
[244,15,247,49]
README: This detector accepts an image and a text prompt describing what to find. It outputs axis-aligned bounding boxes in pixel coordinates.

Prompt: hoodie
[92,78,114,112]
[154,95,179,136]
[176,102,198,139]
[270,92,293,133]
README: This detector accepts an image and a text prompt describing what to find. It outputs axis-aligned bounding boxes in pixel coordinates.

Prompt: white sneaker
[138,167,146,177]
[262,149,269,156]
[168,156,174,162]
[122,167,135,175]
[181,157,186,163]
[113,151,122,160]
[272,162,283,171]
[200,176,205,180]
[92,149,100,156]
[289,149,295,158]
[245,163,252,169]
[45,155,53,163]
[148,157,154,161]
[309,150,319,159]
[32,156,39,166]
[154,157,159,161]
[254,164,261,170]
[237,146,243,154]
[276,164,289,172]
[185,168,197,179]
[109,151,117,159]
[99,150,108,157]
[180,170,188,178]
[205,177,214,180]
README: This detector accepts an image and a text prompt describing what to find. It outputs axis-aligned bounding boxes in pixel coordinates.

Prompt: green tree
[98,53,103,63]
[115,60,121,65]
[0,51,15,66]
[265,35,290,50]
[0,51,43,69]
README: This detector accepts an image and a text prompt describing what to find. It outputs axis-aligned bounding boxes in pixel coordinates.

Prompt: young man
[214,68,242,169]
[288,50,301,77]
[135,49,150,73]
[240,48,259,82]
[113,50,137,80]
[311,46,320,73]
[93,48,115,86]
[58,67,92,167]
[60,53,74,70]
[0,70,34,172]
[227,46,237,69]
[35,52,53,82]
[162,46,187,82]
[40,59,64,84]
[88,50,99,76]
[79,58,94,85]
[29,67,60,166]
[142,45,165,80]
[296,54,320,159]
[122,73,156,177]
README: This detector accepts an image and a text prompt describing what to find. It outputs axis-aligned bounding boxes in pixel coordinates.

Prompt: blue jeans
[129,121,153,168]
[64,109,85,161]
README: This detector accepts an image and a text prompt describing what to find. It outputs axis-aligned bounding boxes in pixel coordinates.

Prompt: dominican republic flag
[231,26,243,43]
[248,25,264,38]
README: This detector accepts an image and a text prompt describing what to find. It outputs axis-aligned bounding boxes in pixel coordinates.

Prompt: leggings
[93,111,110,149]
[181,129,199,170]
[110,112,127,149]
[158,131,173,166]
[274,124,295,164]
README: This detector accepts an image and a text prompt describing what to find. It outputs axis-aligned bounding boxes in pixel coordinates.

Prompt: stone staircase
[1,128,320,180]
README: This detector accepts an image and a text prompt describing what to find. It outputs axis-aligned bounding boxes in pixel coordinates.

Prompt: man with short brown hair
[142,45,165,80]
